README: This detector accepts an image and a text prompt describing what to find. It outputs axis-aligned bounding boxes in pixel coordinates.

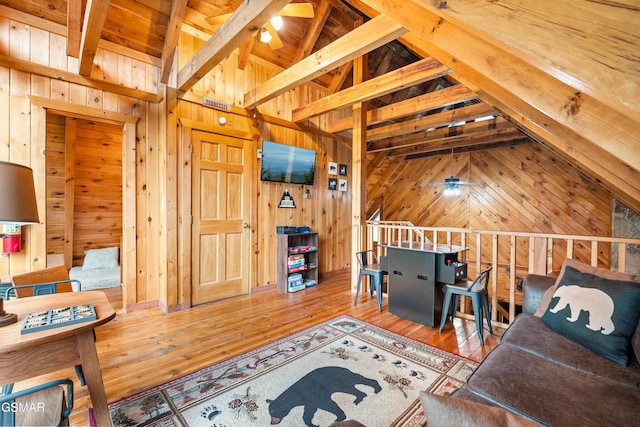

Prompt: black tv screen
[260,140,316,185]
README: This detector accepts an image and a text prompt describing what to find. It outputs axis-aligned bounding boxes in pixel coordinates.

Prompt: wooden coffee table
[0,291,116,426]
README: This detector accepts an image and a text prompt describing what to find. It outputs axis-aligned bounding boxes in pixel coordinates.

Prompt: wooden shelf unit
[277,232,319,292]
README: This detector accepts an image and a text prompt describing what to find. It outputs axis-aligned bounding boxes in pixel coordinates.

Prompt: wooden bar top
[0,291,116,353]
[381,240,467,254]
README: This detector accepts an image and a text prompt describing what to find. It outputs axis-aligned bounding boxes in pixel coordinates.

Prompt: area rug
[104,315,477,427]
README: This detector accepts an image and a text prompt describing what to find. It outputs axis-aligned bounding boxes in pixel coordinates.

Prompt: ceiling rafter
[160,0,188,84]
[366,102,497,142]
[368,118,513,152]
[66,0,82,58]
[292,0,333,64]
[327,84,478,133]
[292,58,450,122]
[244,14,408,108]
[177,0,292,94]
[78,0,111,76]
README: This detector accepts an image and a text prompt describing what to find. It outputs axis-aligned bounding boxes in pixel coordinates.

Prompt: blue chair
[4,279,81,300]
[439,267,493,345]
[354,250,388,311]
[0,379,74,426]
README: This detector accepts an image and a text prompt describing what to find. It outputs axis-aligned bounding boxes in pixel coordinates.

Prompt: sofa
[421,258,640,426]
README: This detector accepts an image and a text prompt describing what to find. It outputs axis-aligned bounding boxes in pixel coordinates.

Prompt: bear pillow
[541,263,640,366]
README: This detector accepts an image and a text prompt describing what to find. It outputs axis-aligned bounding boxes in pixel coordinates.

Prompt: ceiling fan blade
[263,22,284,50]
[457,181,485,187]
[205,13,232,26]
[278,3,315,18]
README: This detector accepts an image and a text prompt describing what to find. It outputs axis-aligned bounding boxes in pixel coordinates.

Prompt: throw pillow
[534,258,640,317]
[420,391,539,427]
[83,246,120,270]
[541,264,640,366]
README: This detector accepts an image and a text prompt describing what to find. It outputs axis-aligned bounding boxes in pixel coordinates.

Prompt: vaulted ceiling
[1,0,638,212]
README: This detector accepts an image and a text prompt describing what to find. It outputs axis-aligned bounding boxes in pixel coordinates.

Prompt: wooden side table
[0,291,116,426]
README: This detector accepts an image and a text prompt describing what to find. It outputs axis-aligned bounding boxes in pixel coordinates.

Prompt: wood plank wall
[177,32,353,289]
[370,143,616,293]
[0,16,162,311]
[46,116,123,266]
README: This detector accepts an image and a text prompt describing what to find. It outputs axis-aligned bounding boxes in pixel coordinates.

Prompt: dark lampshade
[0,161,40,225]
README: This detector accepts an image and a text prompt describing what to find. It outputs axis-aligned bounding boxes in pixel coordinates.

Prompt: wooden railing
[358,221,640,328]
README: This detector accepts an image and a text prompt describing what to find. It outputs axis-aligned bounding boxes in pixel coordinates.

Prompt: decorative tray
[20,304,96,334]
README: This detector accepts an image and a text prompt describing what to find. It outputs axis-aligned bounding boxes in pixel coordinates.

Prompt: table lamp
[0,161,40,327]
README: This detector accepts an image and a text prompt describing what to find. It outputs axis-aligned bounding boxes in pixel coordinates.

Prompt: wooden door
[192,131,251,305]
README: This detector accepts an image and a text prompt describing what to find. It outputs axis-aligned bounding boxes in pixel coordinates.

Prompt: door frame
[178,119,257,308]
[30,96,138,311]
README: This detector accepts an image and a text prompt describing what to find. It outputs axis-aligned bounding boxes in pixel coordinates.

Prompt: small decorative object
[20,304,97,334]
[328,162,338,175]
[339,179,348,191]
[278,188,296,208]
[339,164,348,176]
[328,178,338,190]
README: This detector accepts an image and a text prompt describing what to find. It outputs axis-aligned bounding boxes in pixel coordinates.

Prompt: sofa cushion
[534,258,640,317]
[501,314,640,389]
[465,344,640,427]
[420,391,539,427]
[540,264,640,365]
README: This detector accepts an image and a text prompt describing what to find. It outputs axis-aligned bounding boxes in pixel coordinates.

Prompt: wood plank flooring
[16,270,504,426]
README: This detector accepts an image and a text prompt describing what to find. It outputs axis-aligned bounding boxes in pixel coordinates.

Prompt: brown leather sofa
[445,273,640,426]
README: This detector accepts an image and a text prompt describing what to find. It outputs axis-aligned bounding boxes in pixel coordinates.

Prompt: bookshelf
[276,232,319,292]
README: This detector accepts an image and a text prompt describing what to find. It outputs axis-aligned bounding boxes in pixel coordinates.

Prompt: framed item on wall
[339,164,348,176]
[328,178,337,190]
[328,162,338,175]
[339,179,347,191]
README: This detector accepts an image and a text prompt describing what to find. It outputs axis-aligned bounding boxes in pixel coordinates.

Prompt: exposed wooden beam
[366,102,497,142]
[237,35,257,70]
[78,0,111,76]
[382,126,527,157]
[244,14,408,108]
[326,16,363,94]
[368,117,513,152]
[361,0,640,213]
[327,84,478,133]
[66,0,82,57]
[292,0,332,64]
[160,0,188,84]
[0,53,160,102]
[179,91,349,144]
[292,58,450,122]
[177,0,291,94]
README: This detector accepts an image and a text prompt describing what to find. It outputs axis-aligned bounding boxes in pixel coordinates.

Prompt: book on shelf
[288,259,306,268]
[288,264,308,273]
[289,245,317,254]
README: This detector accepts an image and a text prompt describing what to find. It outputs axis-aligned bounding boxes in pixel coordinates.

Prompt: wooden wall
[370,143,615,290]
[0,15,163,311]
[46,115,123,267]
[176,32,353,289]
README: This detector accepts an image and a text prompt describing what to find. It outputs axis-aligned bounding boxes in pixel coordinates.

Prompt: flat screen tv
[260,140,316,185]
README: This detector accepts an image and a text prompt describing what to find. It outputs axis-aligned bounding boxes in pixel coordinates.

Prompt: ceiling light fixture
[270,15,283,31]
[260,28,272,43]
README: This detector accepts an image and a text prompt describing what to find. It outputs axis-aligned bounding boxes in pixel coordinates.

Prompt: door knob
[243,223,250,228]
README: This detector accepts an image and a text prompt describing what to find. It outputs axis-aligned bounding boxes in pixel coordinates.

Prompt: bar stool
[354,250,388,311]
[439,267,493,345]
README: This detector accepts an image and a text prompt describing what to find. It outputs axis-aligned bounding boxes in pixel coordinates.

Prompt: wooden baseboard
[251,283,276,294]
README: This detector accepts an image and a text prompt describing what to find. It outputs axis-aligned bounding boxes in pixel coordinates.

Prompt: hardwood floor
[19,270,504,426]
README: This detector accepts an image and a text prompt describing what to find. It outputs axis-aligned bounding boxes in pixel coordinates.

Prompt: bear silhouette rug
[105,315,477,427]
